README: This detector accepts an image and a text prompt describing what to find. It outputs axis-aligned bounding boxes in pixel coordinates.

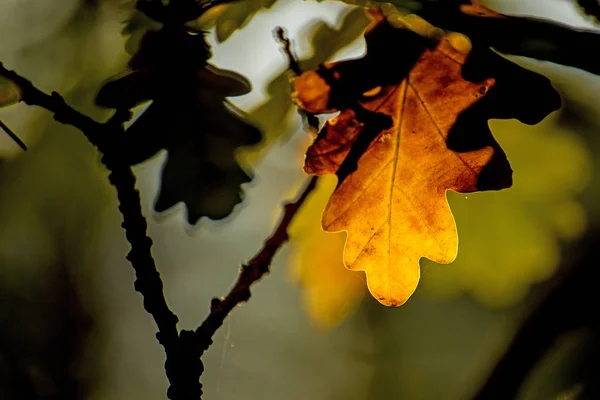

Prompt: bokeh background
[1,0,600,399]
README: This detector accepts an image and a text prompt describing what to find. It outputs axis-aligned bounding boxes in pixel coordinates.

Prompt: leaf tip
[359,260,421,308]
[370,285,416,307]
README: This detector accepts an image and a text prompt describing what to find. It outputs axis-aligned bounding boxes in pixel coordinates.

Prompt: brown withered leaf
[293,9,560,306]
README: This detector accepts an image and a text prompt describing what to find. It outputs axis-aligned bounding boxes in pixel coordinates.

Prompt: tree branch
[0,62,106,149]
[195,176,318,356]
[2,38,319,399]
[0,62,186,397]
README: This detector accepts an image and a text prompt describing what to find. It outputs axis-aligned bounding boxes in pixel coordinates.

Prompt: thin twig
[274,26,302,76]
[195,176,318,354]
[0,62,105,148]
[0,119,27,150]
[0,62,186,397]
[274,26,320,133]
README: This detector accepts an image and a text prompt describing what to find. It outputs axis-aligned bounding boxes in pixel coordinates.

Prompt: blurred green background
[1,0,600,399]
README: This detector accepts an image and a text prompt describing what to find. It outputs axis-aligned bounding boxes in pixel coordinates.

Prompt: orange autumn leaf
[292,7,560,307]
[305,35,499,307]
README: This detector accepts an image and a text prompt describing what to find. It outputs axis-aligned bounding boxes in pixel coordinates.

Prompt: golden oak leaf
[292,7,560,307]
[306,38,498,307]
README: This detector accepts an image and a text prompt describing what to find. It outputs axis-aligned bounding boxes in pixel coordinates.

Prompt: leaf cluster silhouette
[97,23,261,224]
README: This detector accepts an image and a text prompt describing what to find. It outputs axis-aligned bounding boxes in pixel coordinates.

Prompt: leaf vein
[408,82,480,179]
[324,158,395,229]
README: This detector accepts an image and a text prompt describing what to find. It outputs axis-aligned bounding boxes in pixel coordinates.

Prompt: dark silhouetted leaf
[119,4,163,56]
[408,0,600,76]
[97,27,261,224]
[574,0,600,23]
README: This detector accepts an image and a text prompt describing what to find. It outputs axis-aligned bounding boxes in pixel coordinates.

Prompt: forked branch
[195,177,318,355]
